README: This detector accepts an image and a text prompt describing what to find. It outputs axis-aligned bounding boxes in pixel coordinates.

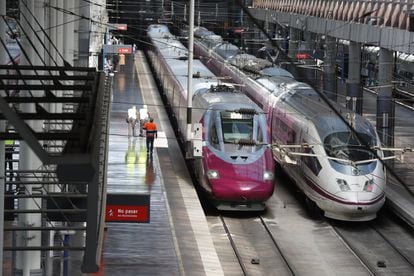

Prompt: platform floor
[98,52,223,275]
[361,90,414,228]
[98,51,414,275]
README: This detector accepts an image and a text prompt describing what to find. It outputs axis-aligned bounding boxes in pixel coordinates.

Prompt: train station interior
[1,1,414,275]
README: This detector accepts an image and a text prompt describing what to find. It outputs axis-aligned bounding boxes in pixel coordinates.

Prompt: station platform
[97,50,414,275]
[97,52,223,275]
[361,90,414,228]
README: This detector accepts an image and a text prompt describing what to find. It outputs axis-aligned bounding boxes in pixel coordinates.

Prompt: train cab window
[324,132,378,175]
[287,131,296,145]
[220,110,254,144]
[273,117,296,144]
[324,132,375,162]
[221,117,253,143]
[302,148,322,176]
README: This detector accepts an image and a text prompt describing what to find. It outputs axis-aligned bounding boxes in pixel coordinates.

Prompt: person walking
[139,105,149,137]
[143,118,157,155]
[127,105,139,137]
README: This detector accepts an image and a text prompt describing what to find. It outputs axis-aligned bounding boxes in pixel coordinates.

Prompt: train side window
[210,124,219,149]
[287,131,296,144]
[302,148,322,176]
[257,124,263,143]
[280,120,288,132]
[273,117,295,144]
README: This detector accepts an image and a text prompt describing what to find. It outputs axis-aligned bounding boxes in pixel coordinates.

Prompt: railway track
[205,174,414,275]
[218,214,296,276]
[331,215,414,275]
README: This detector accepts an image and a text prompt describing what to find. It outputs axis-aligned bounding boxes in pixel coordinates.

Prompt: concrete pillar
[63,1,85,274]
[376,48,395,147]
[55,0,64,113]
[0,1,7,274]
[43,4,58,275]
[49,0,57,66]
[323,35,337,101]
[301,31,318,86]
[346,41,363,114]
[288,27,300,60]
[56,0,64,66]
[16,0,44,274]
[271,23,283,50]
[77,1,91,67]
[63,1,75,66]
[302,31,312,55]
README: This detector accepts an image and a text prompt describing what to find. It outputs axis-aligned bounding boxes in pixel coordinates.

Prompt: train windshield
[324,132,377,175]
[219,111,264,148]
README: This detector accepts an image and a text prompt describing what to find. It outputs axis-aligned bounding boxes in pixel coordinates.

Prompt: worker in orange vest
[143,118,157,155]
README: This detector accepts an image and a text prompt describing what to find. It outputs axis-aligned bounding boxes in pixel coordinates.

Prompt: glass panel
[324,131,378,175]
[324,131,376,162]
[221,117,253,143]
[302,148,322,176]
[210,124,220,149]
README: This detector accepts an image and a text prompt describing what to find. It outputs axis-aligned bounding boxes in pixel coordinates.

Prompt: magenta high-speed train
[192,26,386,221]
[146,24,275,211]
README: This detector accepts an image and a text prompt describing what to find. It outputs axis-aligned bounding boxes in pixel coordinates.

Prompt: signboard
[295,53,310,59]
[105,193,150,223]
[115,24,127,30]
[234,27,245,34]
[117,47,132,54]
[103,45,132,54]
[109,23,127,31]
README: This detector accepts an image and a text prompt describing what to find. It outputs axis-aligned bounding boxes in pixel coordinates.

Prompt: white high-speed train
[193,26,386,221]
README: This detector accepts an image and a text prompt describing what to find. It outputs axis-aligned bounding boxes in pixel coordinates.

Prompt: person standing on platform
[143,118,157,155]
[119,53,125,72]
[112,54,119,72]
[133,43,137,59]
[139,105,149,137]
[127,105,139,137]
[4,138,14,182]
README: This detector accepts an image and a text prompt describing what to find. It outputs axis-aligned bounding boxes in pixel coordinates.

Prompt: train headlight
[364,179,374,192]
[263,171,274,180]
[336,178,350,191]
[207,170,220,179]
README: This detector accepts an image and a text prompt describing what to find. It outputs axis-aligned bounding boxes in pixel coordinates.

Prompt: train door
[270,105,297,169]
[266,103,273,144]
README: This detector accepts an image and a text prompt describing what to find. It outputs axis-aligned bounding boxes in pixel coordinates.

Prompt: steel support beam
[0,1,6,273]
[288,27,300,60]
[0,95,92,165]
[249,8,414,55]
[346,41,363,114]
[376,48,395,147]
[323,35,337,101]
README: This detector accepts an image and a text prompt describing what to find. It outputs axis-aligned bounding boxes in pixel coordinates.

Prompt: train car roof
[200,89,263,112]
[148,24,218,91]
[258,76,377,137]
[261,67,294,78]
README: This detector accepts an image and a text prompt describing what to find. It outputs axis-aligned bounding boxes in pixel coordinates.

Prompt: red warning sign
[116,24,127,30]
[117,47,132,54]
[106,205,149,222]
[105,194,150,223]
[295,53,310,59]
